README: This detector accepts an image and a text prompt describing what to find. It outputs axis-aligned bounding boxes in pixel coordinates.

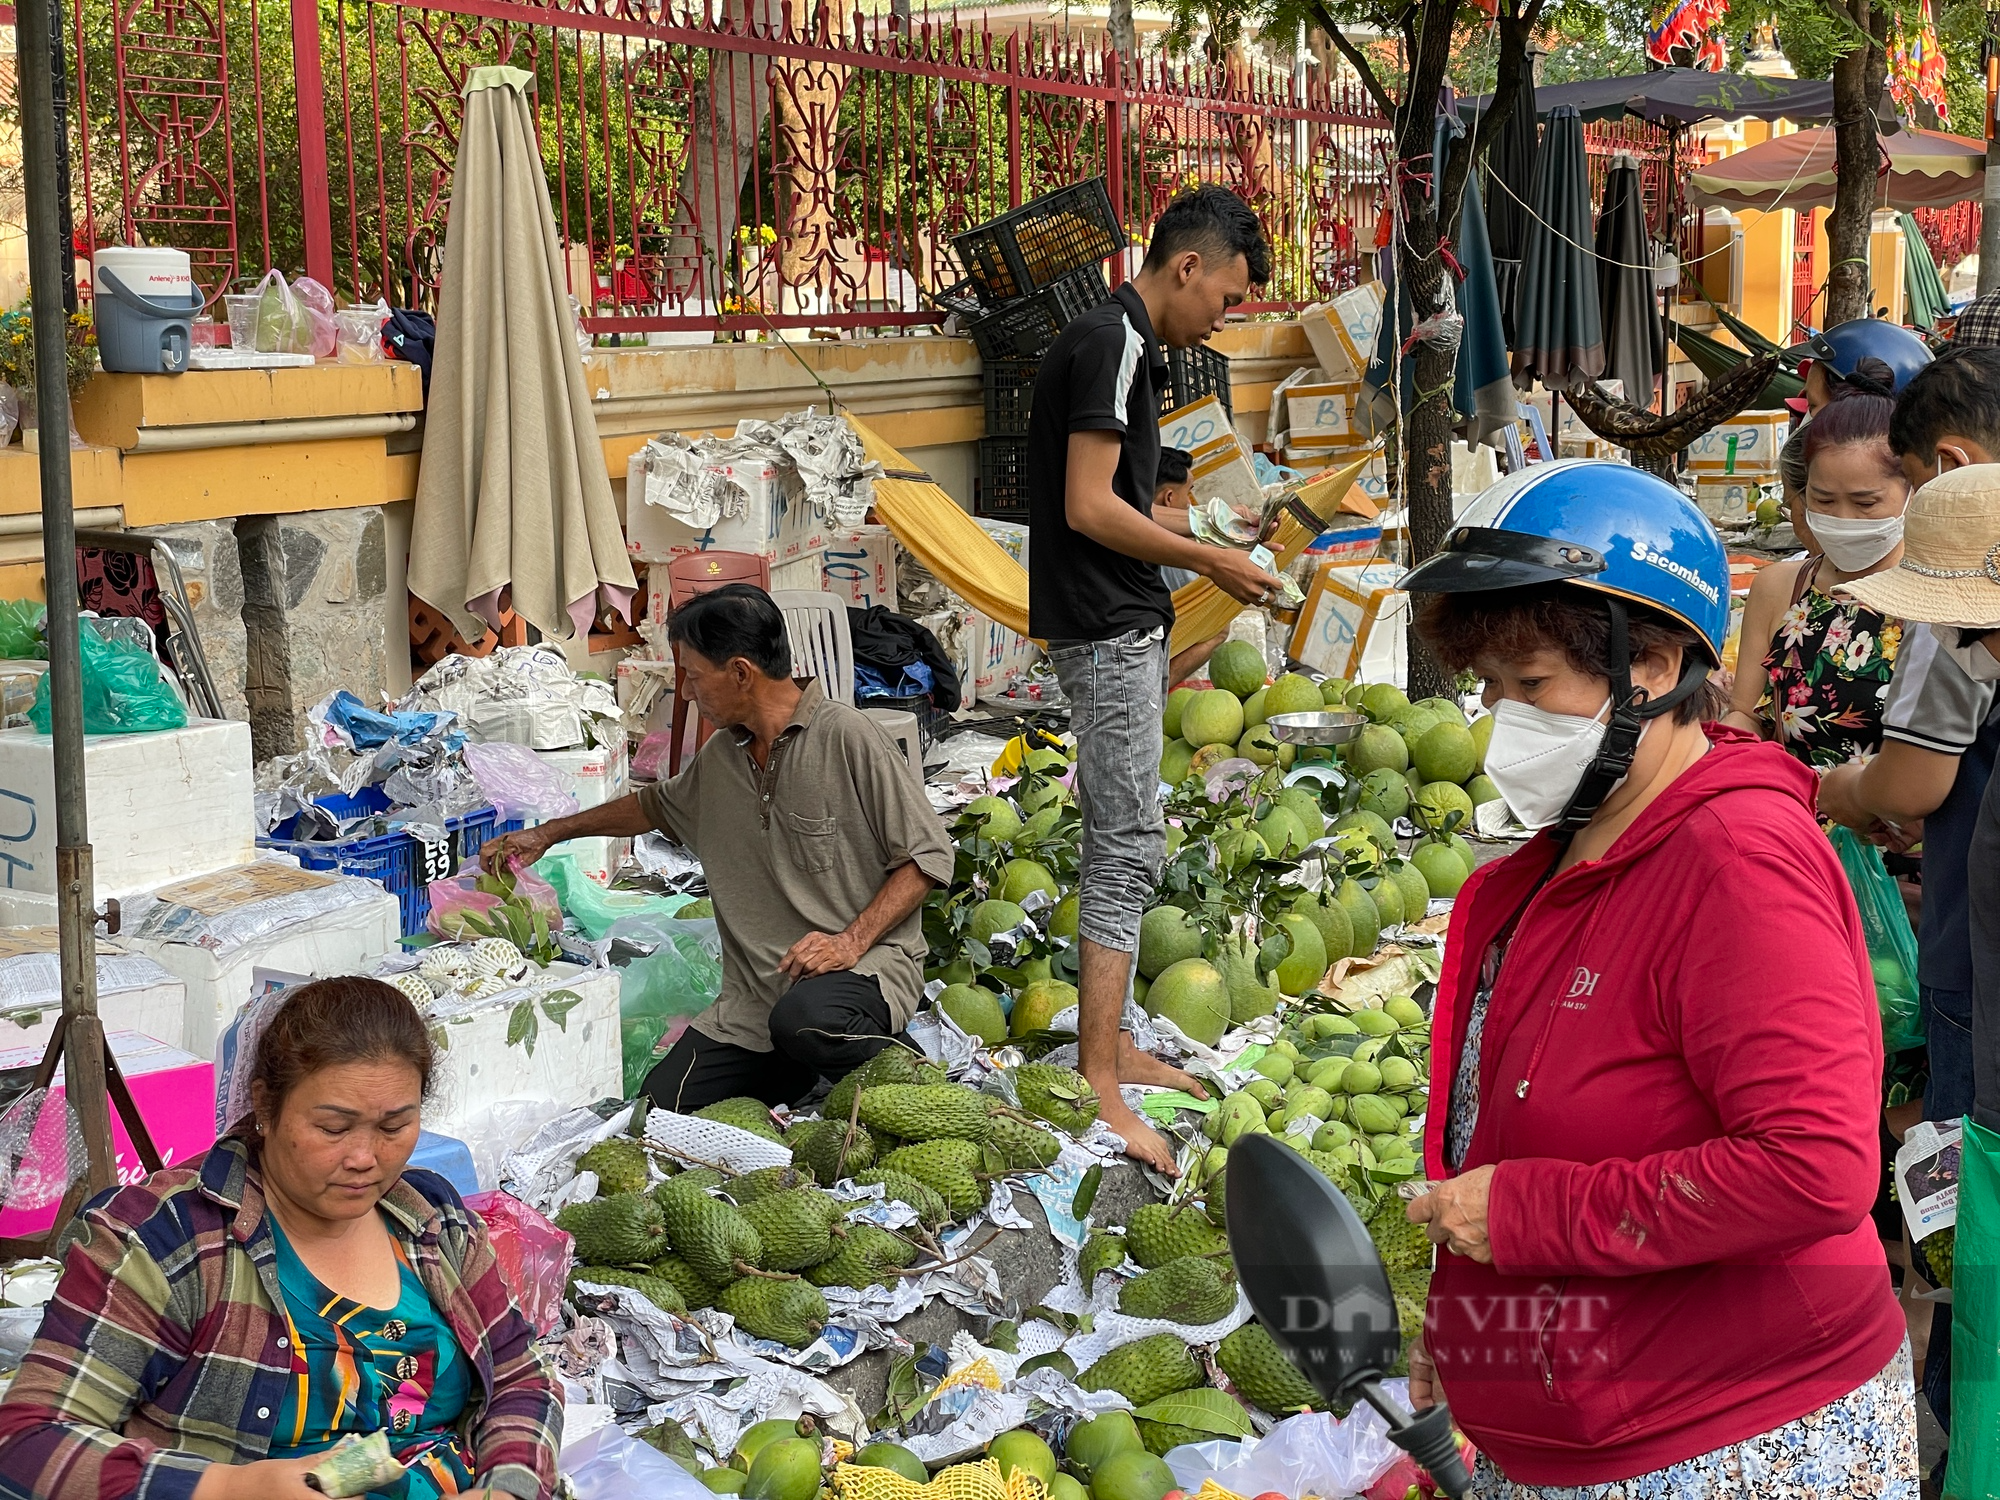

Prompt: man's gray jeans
[1048,626,1169,954]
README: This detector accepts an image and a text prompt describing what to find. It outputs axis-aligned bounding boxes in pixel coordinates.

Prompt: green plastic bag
[609,915,723,1095]
[0,599,47,660]
[1945,1119,2000,1500]
[28,623,188,735]
[537,853,697,940]
[1829,824,1924,1054]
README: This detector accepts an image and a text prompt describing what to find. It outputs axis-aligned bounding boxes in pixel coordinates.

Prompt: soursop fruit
[1078,1230,1128,1285]
[987,1113,1062,1169]
[728,1165,813,1203]
[653,1168,725,1213]
[1077,1332,1204,1406]
[715,1275,829,1348]
[851,1167,950,1229]
[556,1193,668,1266]
[650,1254,721,1310]
[1217,1322,1322,1415]
[859,1084,991,1143]
[576,1139,650,1196]
[739,1188,846,1272]
[1012,1063,1100,1135]
[1116,1255,1237,1325]
[790,1119,876,1183]
[568,1266,687,1316]
[1125,1202,1228,1269]
[826,1048,945,1123]
[695,1097,784,1142]
[881,1138,986,1218]
[658,1184,764,1284]
[805,1223,918,1289]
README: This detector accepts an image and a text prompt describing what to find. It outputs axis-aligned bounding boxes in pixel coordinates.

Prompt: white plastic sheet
[1161,1396,1410,1500]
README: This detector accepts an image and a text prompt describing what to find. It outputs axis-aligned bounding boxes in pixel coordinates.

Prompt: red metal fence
[50,0,1390,333]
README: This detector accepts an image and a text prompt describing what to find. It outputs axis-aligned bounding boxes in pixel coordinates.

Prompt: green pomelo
[1336,879,1382,958]
[1013,979,1079,1036]
[1049,893,1080,940]
[1065,1413,1145,1480]
[1188,743,1233,777]
[1358,683,1411,722]
[1334,807,1398,852]
[1415,696,1467,725]
[1357,767,1411,823]
[1026,747,1069,775]
[1346,723,1410,775]
[1181,689,1247,750]
[1272,912,1328,995]
[733,1421,799,1469]
[1255,806,1309,857]
[1237,725,1281,766]
[1363,873,1404,929]
[1265,673,1324,718]
[1209,640,1268,698]
[962,795,1022,845]
[1050,1476,1090,1500]
[968,899,1029,944]
[1387,859,1431,919]
[1415,780,1476,828]
[1466,773,1502,808]
[1451,832,1477,868]
[1137,906,1206,980]
[852,1444,928,1483]
[1159,739,1196,786]
[1412,721,1477,786]
[1290,890,1353,967]
[936,984,1008,1046]
[1469,712,1494,770]
[1015,806,1064,846]
[998,858,1060,906]
[1320,676,1353,705]
[1090,1450,1177,1500]
[1019,778,1070,814]
[1274,786,1325,836]
[1146,958,1231,1047]
[1217,827,1270,871]
[702,1471,749,1494]
[1162,687,1197,741]
[1241,686,1270,729]
[1412,842,1471,898]
[743,1438,822,1500]
[989,1431,1057,1487]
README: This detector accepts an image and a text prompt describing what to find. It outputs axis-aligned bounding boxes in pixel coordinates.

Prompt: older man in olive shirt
[484,585,953,1109]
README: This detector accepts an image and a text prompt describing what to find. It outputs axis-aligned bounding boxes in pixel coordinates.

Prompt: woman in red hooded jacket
[1395,462,1913,1495]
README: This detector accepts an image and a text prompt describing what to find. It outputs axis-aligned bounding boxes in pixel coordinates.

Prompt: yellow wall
[1734,121,1797,343]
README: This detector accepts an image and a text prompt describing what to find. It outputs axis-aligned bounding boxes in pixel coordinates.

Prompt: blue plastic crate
[260,786,524,939]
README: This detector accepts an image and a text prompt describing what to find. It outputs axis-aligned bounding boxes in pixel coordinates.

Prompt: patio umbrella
[1481,59,1538,346]
[1689,126,1984,213]
[1902,211,1950,329]
[1596,154,1665,409]
[1511,104,1605,391]
[409,67,636,645]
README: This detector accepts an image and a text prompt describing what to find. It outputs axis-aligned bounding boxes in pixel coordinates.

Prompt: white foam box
[972,615,1041,705]
[1300,282,1385,382]
[0,936,188,1056]
[1287,377,1368,438]
[1686,412,1788,477]
[125,883,402,1062]
[1160,396,1237,456]
[423,964,621,1141]
[532,739,631,884]
[624,453,828,563]
[1289,558,1410,686]
[1697,478,1764,527]
[0,719,254,902]
[917,607,977,700]
[822,525,900,611]
[1188,433,1266,516]
[642,546,829,624]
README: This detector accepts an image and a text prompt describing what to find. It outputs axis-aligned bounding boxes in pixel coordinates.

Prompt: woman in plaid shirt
[0,978,560,1500]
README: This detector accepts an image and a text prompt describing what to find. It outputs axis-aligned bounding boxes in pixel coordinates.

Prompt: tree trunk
[1826,0,1888,325]
[1108,0,1137,67]
[774,57,848,313]
[661,0,781,307]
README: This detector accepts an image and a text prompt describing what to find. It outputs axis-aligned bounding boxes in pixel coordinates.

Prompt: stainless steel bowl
[1264,709,1366,746]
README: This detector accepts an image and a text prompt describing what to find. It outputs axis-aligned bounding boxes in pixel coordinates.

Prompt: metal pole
[14,0,112,1197]
[1980,2,2000,295]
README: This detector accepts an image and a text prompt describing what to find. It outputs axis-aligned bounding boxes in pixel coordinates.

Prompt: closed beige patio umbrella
[409,67,636,645]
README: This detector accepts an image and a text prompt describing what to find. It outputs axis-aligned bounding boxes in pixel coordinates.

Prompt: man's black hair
[1157,447,1193,485]
[1142,186,1271,286]
[667,583,793,678]
[1889,344,2000,459]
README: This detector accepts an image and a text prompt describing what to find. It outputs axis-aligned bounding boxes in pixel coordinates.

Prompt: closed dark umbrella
[1901,212,1949,330]
[1511,104,1605,391]
[1483,60,1538,346]
[1596,154,1665,410]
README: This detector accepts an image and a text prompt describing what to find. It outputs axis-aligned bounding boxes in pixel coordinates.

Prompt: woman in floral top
[1726,380,1911,769]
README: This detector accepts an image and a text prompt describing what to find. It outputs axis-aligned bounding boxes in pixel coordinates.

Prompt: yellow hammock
[848,415,1380,655]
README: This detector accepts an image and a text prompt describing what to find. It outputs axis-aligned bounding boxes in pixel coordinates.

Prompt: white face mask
[1807,511,1905,573]
[1944,631,2000,683]
[1484,696,1625,831]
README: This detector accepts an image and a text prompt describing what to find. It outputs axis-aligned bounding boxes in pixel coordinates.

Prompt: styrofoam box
[1697,478,1760,526]
[973,615,1040,705]
[1686,412,1788,476]
[1189,435,1265,516]
[1160,396,1235,456]
[424,964,621,1141]
[0,719,254,901]
[533,740,632,884]
[0,945,188,1056]
[822,525,900,612]
[126,884,402,1062]
[643,546,829,625]
[624,453,828,562]
[1301,283,1385,382]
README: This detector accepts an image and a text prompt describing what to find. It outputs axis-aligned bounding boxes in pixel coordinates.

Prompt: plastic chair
[771,589,925,782]
[666,551,770,775]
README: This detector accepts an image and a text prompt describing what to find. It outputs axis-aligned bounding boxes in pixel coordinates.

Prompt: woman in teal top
[266,1217,477,1497]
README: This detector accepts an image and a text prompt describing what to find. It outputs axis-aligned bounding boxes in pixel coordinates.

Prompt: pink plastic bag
[463,739,580,822]
[427,860,563,941]
[466,1189,571,1336]
[291,276,338,359]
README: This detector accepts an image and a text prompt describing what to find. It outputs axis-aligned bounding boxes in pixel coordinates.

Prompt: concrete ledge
[0,445,125,516]
[73,365,424,450]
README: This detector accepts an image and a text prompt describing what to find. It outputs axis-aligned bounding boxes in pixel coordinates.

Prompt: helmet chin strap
[1550,598,1711,845]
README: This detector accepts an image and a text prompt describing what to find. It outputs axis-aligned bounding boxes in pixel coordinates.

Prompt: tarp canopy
[1461,67,1833,127]
[1690,126,1985,213]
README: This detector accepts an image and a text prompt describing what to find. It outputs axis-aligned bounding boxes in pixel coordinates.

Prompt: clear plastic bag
[1162,1402,1411,1500]
[252,269,315,355]
[563,1422,714,1500]
[608,913,724,1094]
[291,276,338,359]
[29,621,188,735]
[0,599,46,660]
[427,861,563,941]
[1828,824,1925,1053]
[462,739,580,823]
[465,1189,572,1336]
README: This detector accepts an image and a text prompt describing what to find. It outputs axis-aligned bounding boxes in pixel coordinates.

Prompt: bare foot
[1117,1032,1210,1099]
[1095,1093,1181,1174]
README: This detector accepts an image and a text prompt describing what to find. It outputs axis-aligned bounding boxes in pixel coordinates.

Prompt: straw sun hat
[1837,463,2000,627]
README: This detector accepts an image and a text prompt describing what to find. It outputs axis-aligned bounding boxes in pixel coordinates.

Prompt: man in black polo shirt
[1026,186,1277,1170]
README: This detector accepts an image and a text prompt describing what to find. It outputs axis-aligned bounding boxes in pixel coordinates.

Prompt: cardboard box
[533,740,631,884]
[0,1031,216,1238]
[1288,559,1410,686]
[1160,396,1236,456]
[1286,377,1368,438]
[1300,283,1386,382]
[1686,412,1789,476]
[624,452,829,563]
[822,525,900,612]
[0,720,254,902]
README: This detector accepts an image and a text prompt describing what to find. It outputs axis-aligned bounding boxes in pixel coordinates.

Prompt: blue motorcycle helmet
[1792,317,1933,402]
[1399,459,1730,839]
